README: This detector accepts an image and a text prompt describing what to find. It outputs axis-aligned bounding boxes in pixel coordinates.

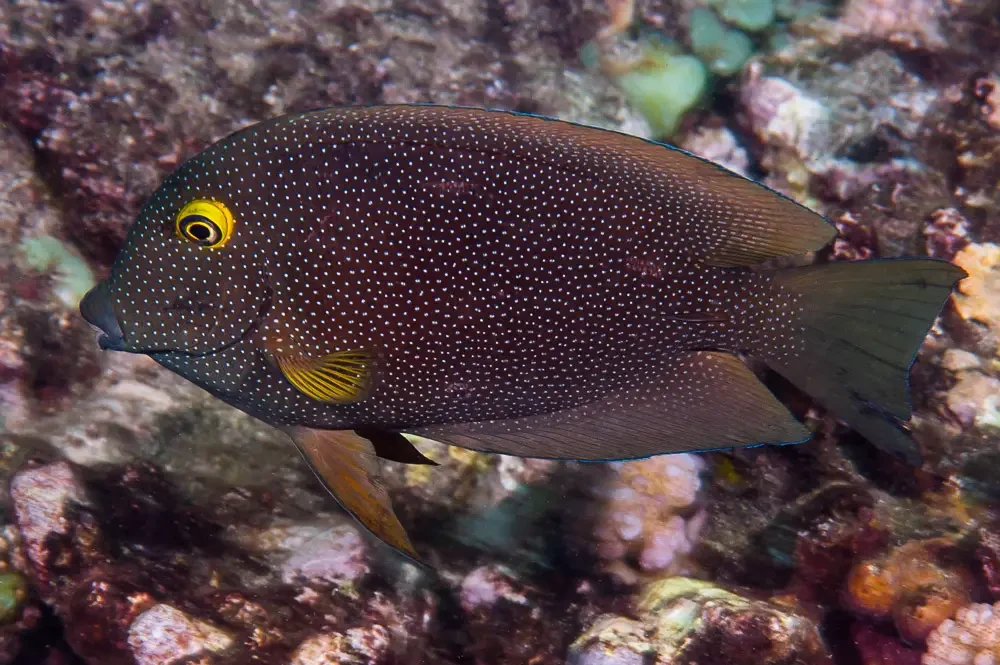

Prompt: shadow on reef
[10,603,86,665]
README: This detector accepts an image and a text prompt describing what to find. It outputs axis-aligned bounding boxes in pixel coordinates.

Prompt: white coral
[924,602,1000,665]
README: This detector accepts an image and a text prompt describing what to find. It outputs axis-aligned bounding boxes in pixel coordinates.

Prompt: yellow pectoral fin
[275,349,373,403]
[289,427,419,561]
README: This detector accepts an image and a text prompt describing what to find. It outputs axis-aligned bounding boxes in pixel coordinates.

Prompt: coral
[742,47,943,200]
[568,615,652,665]
[938,242,1000,435]
[944,371,1000,433]
[589,455,706,583]
[569,577,831,664]
[845,539,973,644]
[978,525,1000,601]
[924,602,1000,665]
[127,604,233,665]
[740,65,832,203]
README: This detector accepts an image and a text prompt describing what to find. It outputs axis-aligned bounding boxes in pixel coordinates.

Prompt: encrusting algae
[79,105,965,560]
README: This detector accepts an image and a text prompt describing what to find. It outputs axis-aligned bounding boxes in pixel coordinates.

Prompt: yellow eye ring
[176,199,235,249]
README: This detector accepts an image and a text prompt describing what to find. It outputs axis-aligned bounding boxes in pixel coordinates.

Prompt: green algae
[618,46,708,139]
[689,8,756,75]
[19,235,96,309]
[709,0,776,32]
[0,572,26,623]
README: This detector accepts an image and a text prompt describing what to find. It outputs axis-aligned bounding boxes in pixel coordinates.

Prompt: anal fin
[411,351,811,460]
[288,427,418,561]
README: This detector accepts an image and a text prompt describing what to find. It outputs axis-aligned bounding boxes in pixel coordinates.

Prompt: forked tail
[762,259,966,463]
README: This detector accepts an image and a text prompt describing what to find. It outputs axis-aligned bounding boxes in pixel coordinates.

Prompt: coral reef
[0,0,998,662]
[4,457,441,665]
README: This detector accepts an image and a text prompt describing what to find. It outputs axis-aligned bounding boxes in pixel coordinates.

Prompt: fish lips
[80,281,126,351]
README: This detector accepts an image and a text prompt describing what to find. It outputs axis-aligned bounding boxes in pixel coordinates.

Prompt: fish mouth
[80,281,126,351]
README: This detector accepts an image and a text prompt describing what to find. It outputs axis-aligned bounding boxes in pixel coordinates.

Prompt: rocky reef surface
[0,0,998,663]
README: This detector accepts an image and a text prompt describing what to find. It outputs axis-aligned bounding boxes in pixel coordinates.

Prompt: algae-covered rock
[570,577,831,664]
[289,627,391,665]
[844,539,973,644]
[18,236,95,310]
[127,604,233,665]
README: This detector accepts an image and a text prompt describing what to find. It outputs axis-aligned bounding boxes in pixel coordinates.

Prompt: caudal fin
[765,259,966,463]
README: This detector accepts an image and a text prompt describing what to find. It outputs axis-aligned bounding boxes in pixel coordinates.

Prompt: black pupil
[185,217,216,242]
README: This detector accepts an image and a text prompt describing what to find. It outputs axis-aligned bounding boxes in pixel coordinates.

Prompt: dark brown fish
[80,105,965,559]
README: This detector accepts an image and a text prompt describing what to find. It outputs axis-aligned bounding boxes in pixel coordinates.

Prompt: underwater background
[1,0,999,663]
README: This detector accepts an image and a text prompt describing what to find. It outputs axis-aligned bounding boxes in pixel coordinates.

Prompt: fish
[79,105,966,560]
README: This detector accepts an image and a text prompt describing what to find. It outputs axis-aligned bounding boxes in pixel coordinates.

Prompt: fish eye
[176,199,235,249]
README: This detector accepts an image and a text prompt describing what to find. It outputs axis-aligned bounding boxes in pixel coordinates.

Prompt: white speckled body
[107,106,814,433]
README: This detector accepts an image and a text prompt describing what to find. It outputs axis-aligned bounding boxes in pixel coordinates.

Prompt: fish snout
[80,281,125,351]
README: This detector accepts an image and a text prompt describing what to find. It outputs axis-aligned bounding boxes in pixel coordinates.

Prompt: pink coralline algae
[9,461,89,582]
[839,0,949,50]
[127,604,232,665]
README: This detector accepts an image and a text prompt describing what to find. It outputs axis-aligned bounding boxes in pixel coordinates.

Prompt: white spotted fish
[80,105,966,560]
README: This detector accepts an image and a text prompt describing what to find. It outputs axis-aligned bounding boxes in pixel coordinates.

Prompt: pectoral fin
[275,349,373,403]
[289,427,418,560]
